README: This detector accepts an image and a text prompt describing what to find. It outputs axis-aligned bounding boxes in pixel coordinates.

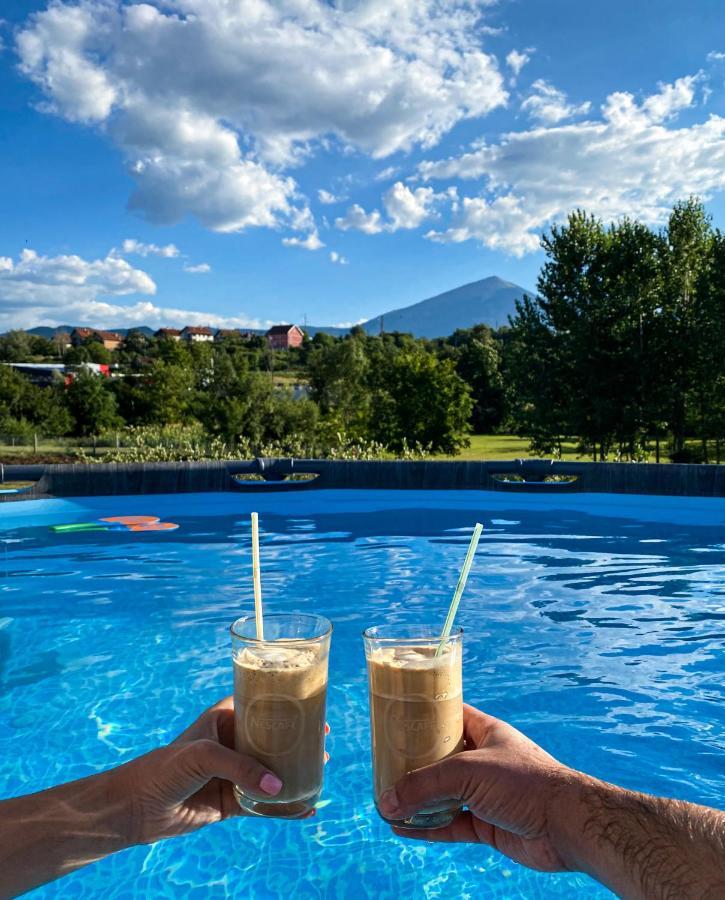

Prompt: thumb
[379,753,475,820]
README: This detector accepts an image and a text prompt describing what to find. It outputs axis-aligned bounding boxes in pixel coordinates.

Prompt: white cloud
[336,182,452,234]
[707,51,725,62]
[335,204,385,235]
[329,251,348,265]
[182,262,211,274]
[16,0,507,235]
[0,247,265,330]
[383,182,439,229]
[121,238,180,258]
[374,165,400,182]
[282,231,325,251]
[420,75,723,255]
[318,190,341,205]
[506,49,531,79]
[0,248,155,300]
[521,79,591,124]
[426,195,541,254]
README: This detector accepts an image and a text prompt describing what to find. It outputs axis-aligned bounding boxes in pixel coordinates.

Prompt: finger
[209,696,234,713]
[379,753,477,821]
[324,751,330,764]
[177,739,283,802]
[392,811,495,845]
[462,704,499,747]
[174,697,235,744]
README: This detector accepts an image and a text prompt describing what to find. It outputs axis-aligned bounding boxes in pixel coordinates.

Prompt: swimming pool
[1,490,723,898]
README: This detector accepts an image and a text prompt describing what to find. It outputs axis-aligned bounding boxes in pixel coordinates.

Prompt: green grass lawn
[435,435,584,461]
[439,435,721,462]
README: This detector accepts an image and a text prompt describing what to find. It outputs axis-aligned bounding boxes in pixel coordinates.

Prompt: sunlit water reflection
[1,490,723,898]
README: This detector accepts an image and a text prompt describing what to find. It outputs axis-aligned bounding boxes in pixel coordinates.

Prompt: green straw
[435,522,483,656]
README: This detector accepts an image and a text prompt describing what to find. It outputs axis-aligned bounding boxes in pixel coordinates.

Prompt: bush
[79,424,430,463]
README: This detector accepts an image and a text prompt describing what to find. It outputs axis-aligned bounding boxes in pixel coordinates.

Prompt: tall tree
[660,198,714,455]
[440,325,505,433]
[689,230,725,461]
[509,210,617,458]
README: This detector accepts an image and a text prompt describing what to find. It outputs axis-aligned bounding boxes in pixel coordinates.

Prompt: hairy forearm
[0,771,132,898]
[553,774,725,899]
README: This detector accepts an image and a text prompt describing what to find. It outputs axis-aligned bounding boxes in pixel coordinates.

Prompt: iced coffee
[364,625,463,829]
[231,613,331,818]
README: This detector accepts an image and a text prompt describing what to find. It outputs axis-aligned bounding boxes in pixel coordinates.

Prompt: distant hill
[25,325,156,339]
[358,276,532,338]
[6,276,533,342]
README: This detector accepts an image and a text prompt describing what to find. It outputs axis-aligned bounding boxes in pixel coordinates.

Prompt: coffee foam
[237,644,317,670]
[373,645,453,670]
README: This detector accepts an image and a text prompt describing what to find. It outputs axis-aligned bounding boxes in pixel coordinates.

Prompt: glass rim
[230,612,332,643]
[362,624,463,644]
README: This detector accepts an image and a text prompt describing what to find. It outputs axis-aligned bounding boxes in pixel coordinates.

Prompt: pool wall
[1,457,723,502]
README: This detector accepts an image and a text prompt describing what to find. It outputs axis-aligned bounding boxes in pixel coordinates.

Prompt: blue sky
[1,0,724,331]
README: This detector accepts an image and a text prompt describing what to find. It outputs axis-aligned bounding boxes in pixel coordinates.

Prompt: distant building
[4,362,109,386]
[71,328,123,350]
[181,326,214,343]
[266,324,305,350]
[214,328,239,343]
[155,328,182,341]
[52,331,72,350]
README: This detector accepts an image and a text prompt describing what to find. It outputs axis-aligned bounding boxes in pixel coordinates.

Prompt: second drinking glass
[364,624,464,829]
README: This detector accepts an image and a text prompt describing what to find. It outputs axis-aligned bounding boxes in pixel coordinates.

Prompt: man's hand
[379,703,574,872]
[382,703,725,899]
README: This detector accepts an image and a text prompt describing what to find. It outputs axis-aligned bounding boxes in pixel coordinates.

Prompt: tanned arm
[555,776,725,899]
[381,704,725,899]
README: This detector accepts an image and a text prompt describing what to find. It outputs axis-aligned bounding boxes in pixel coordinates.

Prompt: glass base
[377,803,461,830]
[234,785,320,819]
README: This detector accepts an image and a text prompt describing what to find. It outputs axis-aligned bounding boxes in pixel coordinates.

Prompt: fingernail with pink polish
[379,788,399,815]
[259,773,283,796]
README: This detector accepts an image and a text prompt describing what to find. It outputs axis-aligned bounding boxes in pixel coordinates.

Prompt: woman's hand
[110,695,287,844]
[1,696,331,896]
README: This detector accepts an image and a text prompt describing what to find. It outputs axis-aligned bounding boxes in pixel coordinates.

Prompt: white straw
[251,512,264,640]
[435,522,483,656]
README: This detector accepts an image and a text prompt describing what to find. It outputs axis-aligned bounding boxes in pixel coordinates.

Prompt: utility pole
[379,314,384,336]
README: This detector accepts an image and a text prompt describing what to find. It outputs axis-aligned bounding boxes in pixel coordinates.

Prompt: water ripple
[0,492,723,899]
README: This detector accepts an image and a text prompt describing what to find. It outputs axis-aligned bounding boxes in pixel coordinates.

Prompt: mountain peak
[361,276,532,338]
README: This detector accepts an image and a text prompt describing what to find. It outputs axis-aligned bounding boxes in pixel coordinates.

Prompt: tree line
[1,198,723,461]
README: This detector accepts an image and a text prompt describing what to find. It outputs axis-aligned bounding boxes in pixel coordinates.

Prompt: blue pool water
[1,489,724,899]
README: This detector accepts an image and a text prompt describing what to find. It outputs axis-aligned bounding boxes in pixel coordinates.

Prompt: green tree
[308,334,371,436]
[0,367,72,438]
[600,218,666,459]
[65,372,120,437]
[508,210,677,460]
[660,198,714,455]
[689,230,725,461]
[144,362,195,425]
[0,330,33,362]
[508,211,615,458]
[83,340,113,365]
[369,343,472,453]
[440,325,505,432]
[34,383,73,437]
[504,295,572,456]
